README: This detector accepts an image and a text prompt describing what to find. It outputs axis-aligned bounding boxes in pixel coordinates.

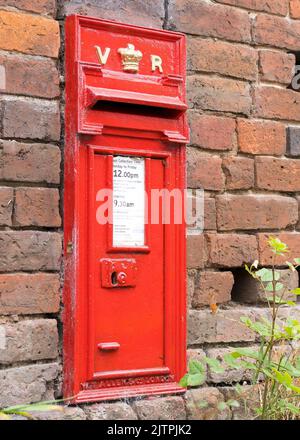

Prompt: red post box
[64,15,188,403]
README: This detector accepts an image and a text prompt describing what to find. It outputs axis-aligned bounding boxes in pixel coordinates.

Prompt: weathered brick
[60,0,164,28]
[84,403,137,420]
[0,10,59,57]
[34,407,87,420]
[133,397,186,420]
[232,269,299,303]
[192,271,234,307]
[1,98,60,141]
[15,188,61,227]
[0,231,62,272]
[206,346,257,384]
[222,156,254,190]
[0,187,13,226]
[254,86,300,121]
[258,232,300,265]
[256,157,300,191]
[214,0,289,16]
[187,149,224,190]
[169,0,251,43]
[0,273,60,315]
[0,363,58,407]
[287,127,300,157]
[187,234,206,269]
[207,233,258,268]
[0,54,59,98]
[186,388,231,420]
[188,75,251,115]
[237,119,286,155]
[290,0,300,18]
[0,0,56,15]
[187,269,196,308]
[254,14,300,51]
[221,385,260,420]
[0,141,61,184]
[187,38,257,80]
[188,308,256,345]
[216,195,298,231]
[189,112,236,151]
[204,198,217,230]
[259,50,295,85]
[0,319,58,364]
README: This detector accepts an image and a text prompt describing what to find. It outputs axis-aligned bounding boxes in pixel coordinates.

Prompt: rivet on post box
[64,15,189,403]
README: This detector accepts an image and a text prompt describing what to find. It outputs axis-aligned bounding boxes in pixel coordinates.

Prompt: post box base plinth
[73,382,186,404]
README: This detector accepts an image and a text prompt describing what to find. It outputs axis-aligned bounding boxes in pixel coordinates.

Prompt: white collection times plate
[113,156,145,247]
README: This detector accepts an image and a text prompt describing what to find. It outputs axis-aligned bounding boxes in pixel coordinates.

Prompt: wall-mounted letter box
[64,15,188,403]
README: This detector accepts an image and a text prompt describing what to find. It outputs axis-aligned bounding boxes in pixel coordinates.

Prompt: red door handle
[98,342,120,351]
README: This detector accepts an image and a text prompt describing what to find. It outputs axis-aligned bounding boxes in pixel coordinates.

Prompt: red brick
[0,273,60,315]
[0,141,61,184]
[256,157,300,191]
[222,156,254,190]
[187,38,257,80]
[169,0,251,43]
[15,188,61,227]
[258,232,300,265]
[254,86,300,122]
[214,0,288,16]
[0,10,59,57]
[207,233,258,267]
[189,113,236,151]
[192,271,234,307]
[61,0,164,28]
[237,119,286,155]
[188,75,251,115]
[1,98,60,141]
[254,14,300,51]
[216,195,298,231]
[0,54,59,99]
[0,0,56,15]
[290,0,300,18]
[0,231,62,272]
[187,234,206,269]
[187,149,224,191]
[259,50,295,85]
[0,320,58,364]
[0,187,13,226]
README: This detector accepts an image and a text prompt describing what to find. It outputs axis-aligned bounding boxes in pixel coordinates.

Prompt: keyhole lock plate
[100,258,137,288]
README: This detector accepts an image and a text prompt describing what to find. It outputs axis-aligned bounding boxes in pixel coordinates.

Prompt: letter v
[95,46,111,65]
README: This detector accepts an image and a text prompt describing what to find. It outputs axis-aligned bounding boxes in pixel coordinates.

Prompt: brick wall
[1,0,300,420]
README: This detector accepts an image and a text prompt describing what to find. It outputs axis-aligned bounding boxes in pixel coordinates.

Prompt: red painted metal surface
[64,15,188,403]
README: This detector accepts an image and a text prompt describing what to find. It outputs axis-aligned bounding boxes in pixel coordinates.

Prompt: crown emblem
[118,43,143,73]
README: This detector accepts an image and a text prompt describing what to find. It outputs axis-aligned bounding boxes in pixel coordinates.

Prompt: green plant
[0,399,64,420]
[181,236,300,420]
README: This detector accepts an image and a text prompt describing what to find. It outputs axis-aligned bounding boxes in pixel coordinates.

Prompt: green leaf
[179,374,188,388]
[268,237,289,255]
[256,268,280,282]
[226,399,240,409]
[187,373,205,387]
[294,258,300,265]
[290,288,300,295]
[217,402,227,411]
[223,353,242,369]
[203,356,224,374]
[188,359,205,375]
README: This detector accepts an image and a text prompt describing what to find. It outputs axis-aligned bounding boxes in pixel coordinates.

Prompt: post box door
[89,151,168,380]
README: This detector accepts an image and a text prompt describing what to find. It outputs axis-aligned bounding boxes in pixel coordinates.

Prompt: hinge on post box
[66,241,73,255]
